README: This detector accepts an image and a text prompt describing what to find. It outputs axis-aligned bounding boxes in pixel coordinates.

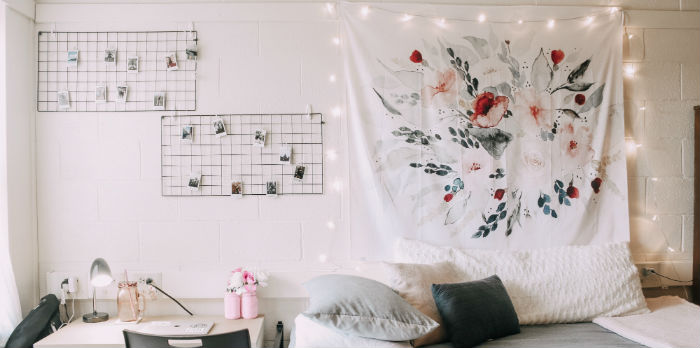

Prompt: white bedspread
[593,296,700,348]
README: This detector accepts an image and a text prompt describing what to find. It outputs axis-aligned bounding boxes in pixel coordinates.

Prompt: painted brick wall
[31,1,699,345]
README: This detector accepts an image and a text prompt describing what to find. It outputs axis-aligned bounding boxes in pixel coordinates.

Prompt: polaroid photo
[266,181,277,196]
[116,84,128,103]
[104,49,117,65]
[279,144,292,164]
[165,53,178,71]
[231,181,243,197]
[186,43,198,60]
[293,165,306,183]
[127,56,139,74]
[212,117,227,138]
[153,92,166,110]
[67,50,79,68]
[57,90,70,110]
[95,83,107,103]
[181,125,194,143]
[253,129,267,148]
[188,172,201,191]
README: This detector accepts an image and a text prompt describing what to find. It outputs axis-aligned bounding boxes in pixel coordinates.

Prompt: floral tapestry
[341,3,628,258]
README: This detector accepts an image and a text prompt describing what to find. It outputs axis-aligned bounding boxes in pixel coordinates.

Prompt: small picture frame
[279,144,292,164]
[212,117,227,138]
[165,52,178,71]
[153,92,165,110]
[95,83,107,103]
[188,172,201,191]
[294,165,306,183]
[186,43,198,60]
[57,90,70,110]
[253,129,266,148]
[266,181,277,196]
[127,56,139,74]
[104,49,117,65]
[116,84,128,103]
[231,181,243,197]
[67,50,79,68]
[181,125,194,143]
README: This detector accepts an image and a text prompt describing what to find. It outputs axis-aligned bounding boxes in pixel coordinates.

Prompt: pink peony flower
[470,92,508,128]
[421,69,457,107]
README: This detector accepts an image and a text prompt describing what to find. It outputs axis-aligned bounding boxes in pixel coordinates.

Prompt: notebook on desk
[136,320,214,336]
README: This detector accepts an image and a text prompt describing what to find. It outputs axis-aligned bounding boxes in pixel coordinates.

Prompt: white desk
[34,315,264,348]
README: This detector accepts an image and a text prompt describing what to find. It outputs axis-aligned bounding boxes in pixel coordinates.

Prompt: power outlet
[129,272,162,300]
[636,262,661,288]
[46,272,84,299]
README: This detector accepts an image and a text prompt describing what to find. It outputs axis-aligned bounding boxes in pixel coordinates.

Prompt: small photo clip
[188,172,201,191]
[95,83,107,103]
[127,56,139,74]
[293,165,306,183]
[212,116,227,138]
[266,181,278,196]
[231,181,243,197]
[116,83,128,103]
[153,92,165,110]
[57,90,70,110]
[305,104,312,120]
[104,48,117,65]
[181,125,194,143]
[186,43,198,61]
[279,144,292,164]
[67,50,79,68]
[253,129,266,148]
[165,52,178,71]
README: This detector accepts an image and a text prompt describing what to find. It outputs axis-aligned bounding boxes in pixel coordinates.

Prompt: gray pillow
[303,274,438,341]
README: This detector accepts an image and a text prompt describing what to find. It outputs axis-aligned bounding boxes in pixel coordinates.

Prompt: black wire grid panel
[37,31,197,112]
[161,114,324,196]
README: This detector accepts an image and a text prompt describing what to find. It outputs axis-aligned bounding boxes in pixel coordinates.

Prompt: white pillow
[394,239,649,324]
[293,314,412,348]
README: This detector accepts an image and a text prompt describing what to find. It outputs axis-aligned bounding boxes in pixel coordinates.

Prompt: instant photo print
[188,172,201,191]
[253,129,267,148]
[279,144,292,164]
[266,181,277,196]
[116,84,128,103]
[231,181,243,197]
[104,49,116,65]
[212,117,227,138]
[165,53,178,71]
[181,125,194,143]
[153,92,166,110]
[127,56,139,73]
[67,50,79,68]
[294,165,306,183]
[186,43,198,60]
[57,90,70,110]
[95,83,107,103]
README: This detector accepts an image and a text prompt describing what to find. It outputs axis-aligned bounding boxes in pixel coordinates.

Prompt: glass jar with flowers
[241,270,268,319]
[224,269,245,319]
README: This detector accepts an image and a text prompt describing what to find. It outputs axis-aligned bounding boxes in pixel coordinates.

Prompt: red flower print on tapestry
[551,49,565,65]
[494,189,505,200]
[575,94,586,105]
[470,92,508,128]
[410,50,423,63]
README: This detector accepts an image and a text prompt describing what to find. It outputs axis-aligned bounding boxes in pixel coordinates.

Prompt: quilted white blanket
[594,296,700,348]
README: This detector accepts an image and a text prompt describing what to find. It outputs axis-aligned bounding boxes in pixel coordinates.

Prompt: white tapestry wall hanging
[341,3,628,259]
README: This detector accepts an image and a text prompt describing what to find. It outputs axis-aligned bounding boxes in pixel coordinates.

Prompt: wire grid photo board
[37,31,197,112]
[161,114,324,196]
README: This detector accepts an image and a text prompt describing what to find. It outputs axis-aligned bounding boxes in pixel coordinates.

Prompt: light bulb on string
[547,19,555,29]
[517,19,523,24]
[332,37,340,46]
[332,106,342,117]
[624,64,636,77]
[325,3,335,14]
[326,221,336,230]
[329,74,336,83]
[609,7,619,14]
[360,6,369,18]
[401,13,413,22]
[436,18,447,28]
[584,16,594,25]
[478,14,486,23]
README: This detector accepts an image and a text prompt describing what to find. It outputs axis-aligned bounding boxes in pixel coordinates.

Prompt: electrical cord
[648,269,691,283]
[145,278,194,316]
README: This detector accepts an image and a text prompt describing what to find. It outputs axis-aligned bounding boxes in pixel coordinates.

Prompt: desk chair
[123,329,251,348]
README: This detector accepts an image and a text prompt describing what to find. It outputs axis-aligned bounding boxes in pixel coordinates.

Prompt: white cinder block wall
[25,0,699,346]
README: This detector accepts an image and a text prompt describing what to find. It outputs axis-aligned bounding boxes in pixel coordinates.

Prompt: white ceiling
[30,0,700,12]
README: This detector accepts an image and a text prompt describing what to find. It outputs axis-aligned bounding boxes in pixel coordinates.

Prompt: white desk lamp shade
[83,258,113,323]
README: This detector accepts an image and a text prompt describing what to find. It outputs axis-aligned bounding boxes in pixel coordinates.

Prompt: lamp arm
[145,279,193,316]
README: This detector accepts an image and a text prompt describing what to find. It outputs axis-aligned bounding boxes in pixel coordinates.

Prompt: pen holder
[117,281,145,322]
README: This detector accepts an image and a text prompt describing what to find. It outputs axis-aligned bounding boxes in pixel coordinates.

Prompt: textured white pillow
[293,314,411,348]
[393,239,649,324]
[382,262,463,347]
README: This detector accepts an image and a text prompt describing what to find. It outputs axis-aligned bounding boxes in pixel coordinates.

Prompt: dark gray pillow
[432,275,520,348]
[303,274,438,341]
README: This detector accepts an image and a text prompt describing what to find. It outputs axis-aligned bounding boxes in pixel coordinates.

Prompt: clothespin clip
[50,23,57,40]
[305,104,312,120]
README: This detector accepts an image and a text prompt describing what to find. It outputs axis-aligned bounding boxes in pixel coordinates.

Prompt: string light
[609,7,619,14]
[627,33,634,39]
[318,254,328,263]
[639,106,646,111]
[401,13,413,22]
[332,36,340,45]
[329,74,336,83]
[584,16,594,25]
[624,64,636,77]
[326,221,336,230]
[360,6,369,17]
[478,14,486,23]
[652,215,658,221]
[547,19,555,29]
[325,2,335,14]
[332,106,342,117]
[518,19,523,24]
[436,18,447,28]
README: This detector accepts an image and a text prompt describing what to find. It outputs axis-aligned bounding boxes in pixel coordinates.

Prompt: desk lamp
[83,258,113,323]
